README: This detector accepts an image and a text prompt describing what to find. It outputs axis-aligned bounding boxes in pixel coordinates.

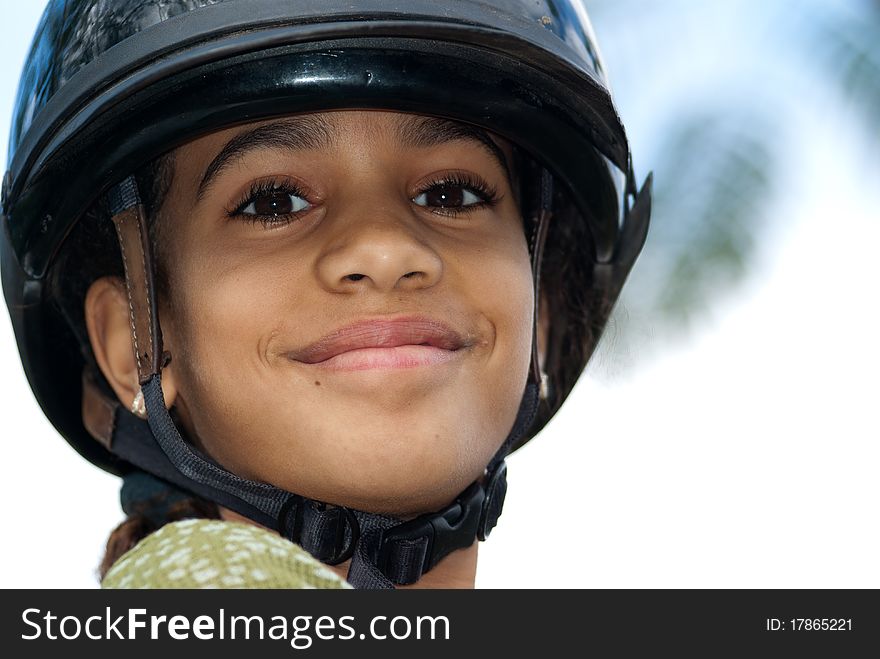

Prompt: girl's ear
[84,276,178,411]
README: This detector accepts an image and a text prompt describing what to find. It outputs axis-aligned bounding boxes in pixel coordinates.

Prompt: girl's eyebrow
[198,115,334,200]
[393,115,511,180]
[197,114,511,200]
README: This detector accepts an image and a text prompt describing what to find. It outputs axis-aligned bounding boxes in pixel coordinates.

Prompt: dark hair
[517,156,607,441]
[99,496,221,580]
[49,131,601,578]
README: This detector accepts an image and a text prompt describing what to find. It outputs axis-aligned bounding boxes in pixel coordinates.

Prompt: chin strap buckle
[377,461,508,585]
[278,496,361,565]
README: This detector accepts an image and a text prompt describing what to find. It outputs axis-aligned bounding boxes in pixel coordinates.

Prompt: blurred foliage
[640,113,775,328]
[811,0,880,135]
[582,0,880,374]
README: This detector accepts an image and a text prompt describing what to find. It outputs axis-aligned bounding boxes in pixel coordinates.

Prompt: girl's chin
[274,468,481,518]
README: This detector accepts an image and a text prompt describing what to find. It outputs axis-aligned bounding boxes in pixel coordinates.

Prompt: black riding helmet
[2,0,650,588]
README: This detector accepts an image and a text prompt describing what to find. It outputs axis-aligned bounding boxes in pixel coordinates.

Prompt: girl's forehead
[177,109,516,196]
[184,110,514,166]
[194,109,512,147]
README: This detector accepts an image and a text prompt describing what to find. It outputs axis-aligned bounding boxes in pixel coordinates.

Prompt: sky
[1,2,878,589]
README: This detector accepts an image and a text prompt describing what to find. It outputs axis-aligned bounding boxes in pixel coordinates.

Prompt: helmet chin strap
[104,173,548,588]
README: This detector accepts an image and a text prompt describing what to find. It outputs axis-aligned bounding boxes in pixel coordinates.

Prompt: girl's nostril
[346,273,366,281]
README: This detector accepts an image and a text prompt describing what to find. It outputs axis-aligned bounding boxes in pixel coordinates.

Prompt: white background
[2,3,878,588]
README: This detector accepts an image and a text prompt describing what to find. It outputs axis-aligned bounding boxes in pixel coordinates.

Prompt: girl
[1,0,650,588]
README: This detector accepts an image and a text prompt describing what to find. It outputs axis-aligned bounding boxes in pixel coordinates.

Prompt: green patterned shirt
[101,518,352,589]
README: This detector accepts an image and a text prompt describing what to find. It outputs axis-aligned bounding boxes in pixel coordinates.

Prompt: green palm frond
[649,113,775,325]
[809,1,880,138]
[580,0,877,375]
[596,110,778,370]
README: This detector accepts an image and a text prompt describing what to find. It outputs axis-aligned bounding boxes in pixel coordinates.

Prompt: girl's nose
[315,216,443,293]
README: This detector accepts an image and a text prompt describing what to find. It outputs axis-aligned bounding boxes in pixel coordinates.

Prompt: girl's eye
[227,178,314,228]
[413,184,483,209]
[411,174,498,215]
[241,190,310,217]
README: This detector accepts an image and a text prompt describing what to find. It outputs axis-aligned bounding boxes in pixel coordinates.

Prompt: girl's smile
[287,315,471,371]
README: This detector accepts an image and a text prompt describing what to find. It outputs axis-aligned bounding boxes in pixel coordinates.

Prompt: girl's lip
[288,316,469,367]
[304,344,462,371]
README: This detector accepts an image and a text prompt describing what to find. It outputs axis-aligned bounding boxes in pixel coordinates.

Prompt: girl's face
[132,110,533,516]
